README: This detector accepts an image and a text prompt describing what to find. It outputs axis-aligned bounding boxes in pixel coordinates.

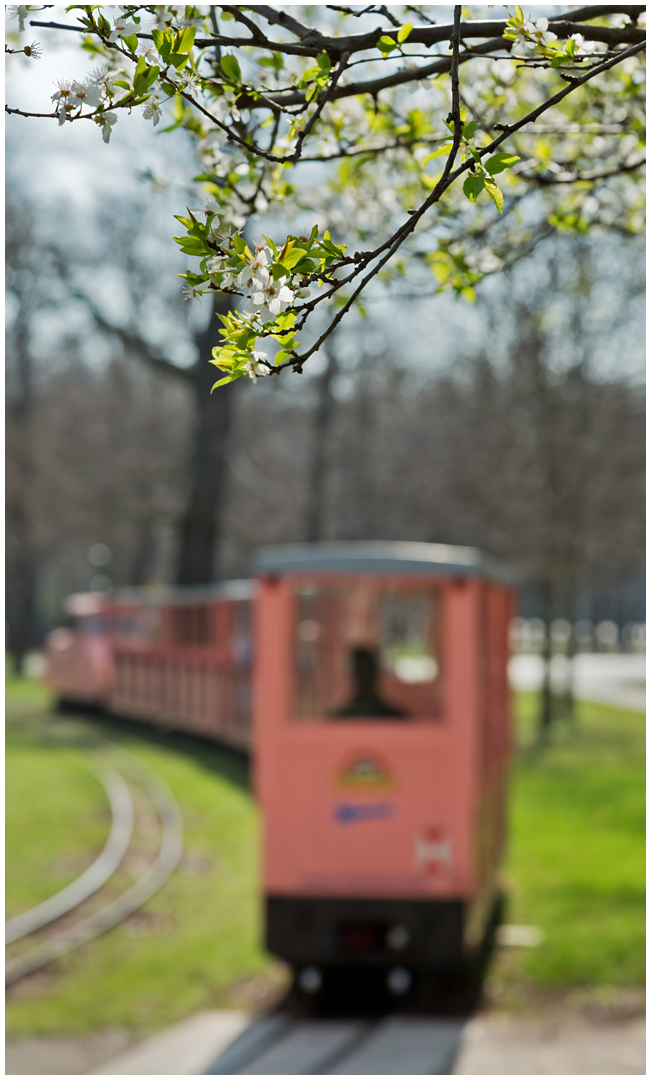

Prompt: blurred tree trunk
[538,578,554,742]
[175,310,238,584]
[304,339,338,543]
[73,292,237,586]
[6,316,37,674]
[562,583,579,725]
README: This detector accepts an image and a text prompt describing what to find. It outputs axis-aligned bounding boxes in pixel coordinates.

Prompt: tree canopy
[6,4,646,385]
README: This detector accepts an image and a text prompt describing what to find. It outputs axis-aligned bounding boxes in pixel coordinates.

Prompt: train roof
[111,579,256,604]
[255,541,516,585]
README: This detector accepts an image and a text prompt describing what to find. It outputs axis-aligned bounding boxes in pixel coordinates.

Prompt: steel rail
[5,760,134,945]
[5,745,183,986]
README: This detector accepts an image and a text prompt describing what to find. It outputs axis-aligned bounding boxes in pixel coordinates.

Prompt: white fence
[510,617,646,655]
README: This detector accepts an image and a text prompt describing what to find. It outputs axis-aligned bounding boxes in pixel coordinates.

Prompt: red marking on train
[415,826,452,875]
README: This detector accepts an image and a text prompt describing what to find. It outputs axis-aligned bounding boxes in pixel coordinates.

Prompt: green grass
[501,694,645,990]
[5,677,645,1035]
[6,678,276,1037]
[6,730,110,917]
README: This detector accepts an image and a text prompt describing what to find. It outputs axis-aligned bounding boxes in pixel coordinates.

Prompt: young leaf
[177,26,196,53]
[463,174,485,203]
[280,247,308,270]
[484,176,504,213]
[211,375,237,390]
[152,28,166,53]
[377,35,397,53]
[221,54,241,83]
[463,121,479,139]
[397,22,413,43]
[422,143,452,164]
[485,152,521,175]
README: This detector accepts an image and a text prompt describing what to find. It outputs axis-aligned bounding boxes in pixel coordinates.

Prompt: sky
[5,6,645,387]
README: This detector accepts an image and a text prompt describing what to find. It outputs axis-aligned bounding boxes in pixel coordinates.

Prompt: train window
[172,604,214,647]
[293,585,441,721]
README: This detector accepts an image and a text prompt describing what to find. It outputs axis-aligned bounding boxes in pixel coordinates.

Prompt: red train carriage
[44,541,514,988]
[45,581,255,749]
[253,543,514,991]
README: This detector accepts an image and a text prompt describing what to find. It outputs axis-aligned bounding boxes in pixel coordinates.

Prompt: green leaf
[294,259,316,275]
[463,121,479,139]
[152,27,166,53]
[515,5,523,22]
[134,60,159,96]
[463,174,485,202]
[397,22,413,43]
[121,33,137,51]
[221,54,242,83]
[177,26,196,52]
[377,35,397,53]
[280,247,308,270]
[211,375,238,390]
[484,176,504,213]
[485,152,521,175]
[316,51,331,71]
[422,143,452,164]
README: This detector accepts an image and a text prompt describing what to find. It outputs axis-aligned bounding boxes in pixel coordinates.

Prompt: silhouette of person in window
[334,646,407,718]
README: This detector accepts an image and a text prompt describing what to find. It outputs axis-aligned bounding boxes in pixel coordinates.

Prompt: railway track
[5,736,183,987]
[204,1013,466,1074]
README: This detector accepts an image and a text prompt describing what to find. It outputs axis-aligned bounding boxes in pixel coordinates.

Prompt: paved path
[31,1007,637,1075]
[454,1014,646,1074]
[509,652,645,711]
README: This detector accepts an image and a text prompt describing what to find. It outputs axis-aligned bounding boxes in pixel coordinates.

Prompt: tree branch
[278,37,646,371]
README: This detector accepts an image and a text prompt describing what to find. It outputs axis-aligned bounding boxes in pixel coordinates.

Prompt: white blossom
[250,278,294,323]
[182,281,208,302]
[69,79,103,109]
[207,255,227,274]
[152,8,175,30]
[208,219,236,245]
[97,111,118,143]
[9,6,29,33]
[108,17,139,42]
[143,96,163,125]
[244,351,270,381]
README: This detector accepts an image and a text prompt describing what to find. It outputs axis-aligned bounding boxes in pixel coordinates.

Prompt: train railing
[109,647,252,748]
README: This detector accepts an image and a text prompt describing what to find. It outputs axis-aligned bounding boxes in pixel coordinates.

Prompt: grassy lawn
[500,694,645,992]
[5,677,644,1035]
[6,728,110,918]
[6,677,277,1037]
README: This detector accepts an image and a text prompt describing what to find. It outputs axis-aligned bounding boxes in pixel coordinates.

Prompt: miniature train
[45,541,515,993]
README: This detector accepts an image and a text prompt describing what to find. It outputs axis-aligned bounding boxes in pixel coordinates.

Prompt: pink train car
[253,542,514,988]
[45,581,255,747]
[44,541,514,987]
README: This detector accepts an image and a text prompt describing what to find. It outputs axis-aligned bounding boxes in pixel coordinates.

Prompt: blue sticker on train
[334,802,395,824]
